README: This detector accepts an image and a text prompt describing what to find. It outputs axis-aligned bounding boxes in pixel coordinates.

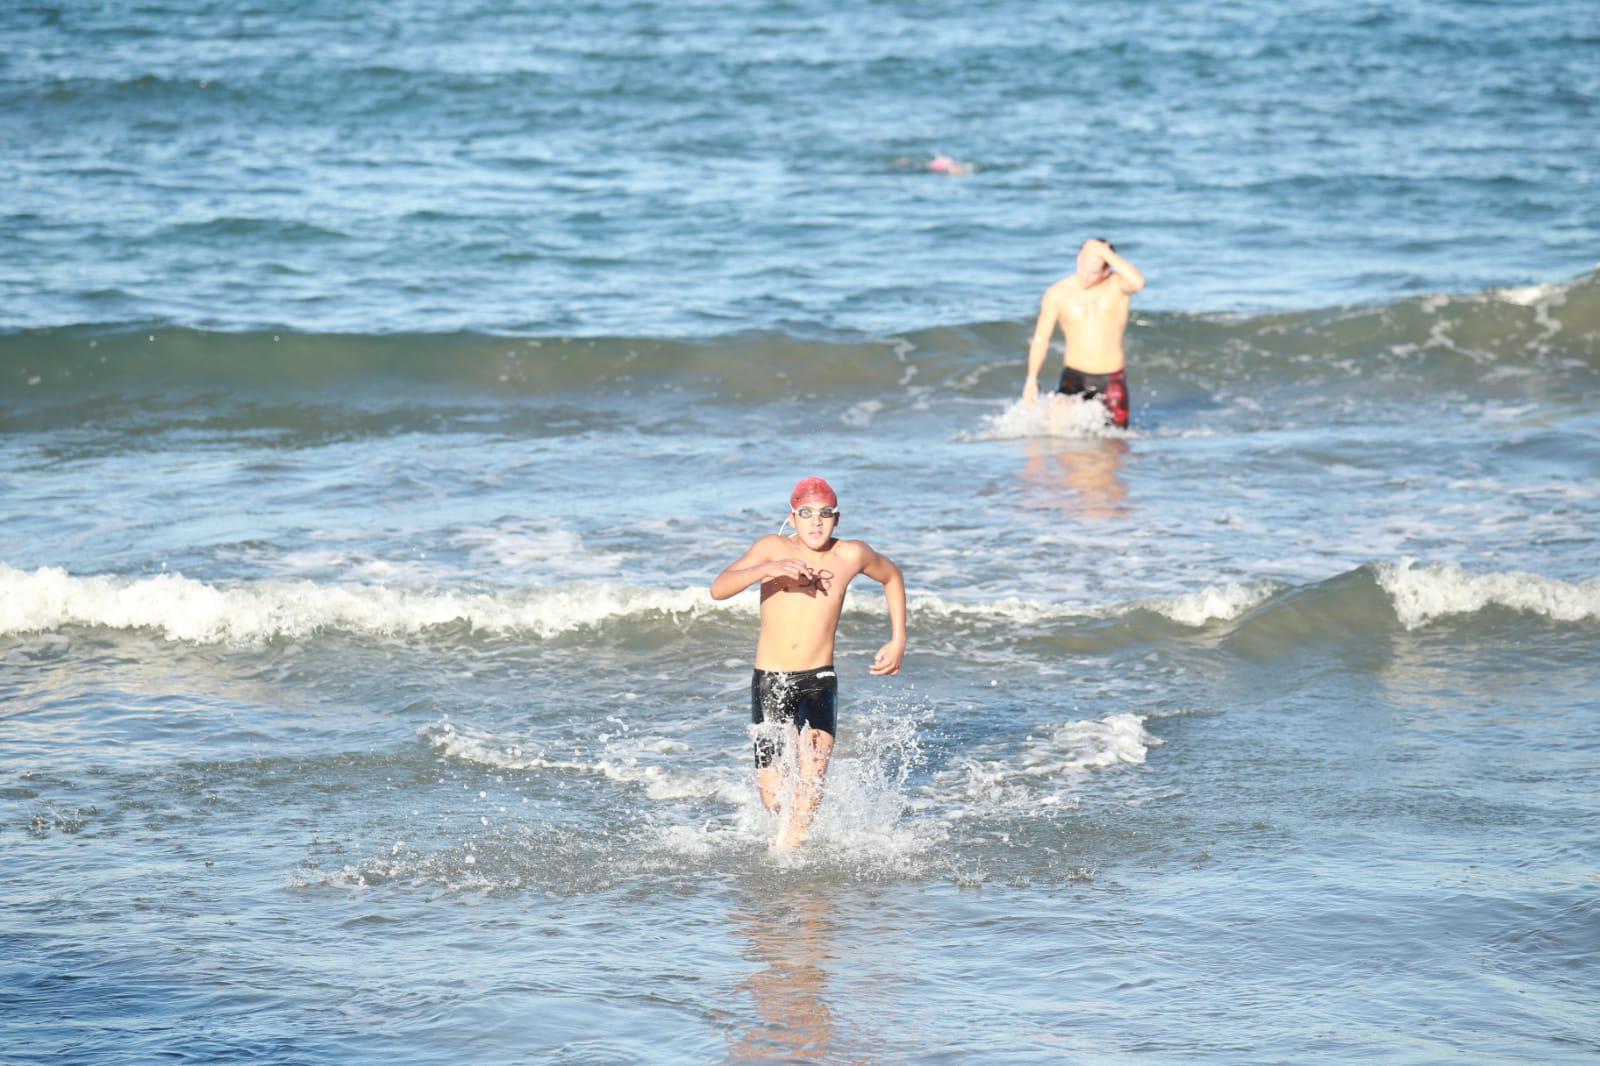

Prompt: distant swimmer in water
[709,477,907,850]
[892,154,975,176]
[927,154,974,176]
[1021,238,1146,429]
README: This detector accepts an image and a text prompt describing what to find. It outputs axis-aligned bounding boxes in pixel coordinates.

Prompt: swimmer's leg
[756,763,782,813]
[777,727,834,849]
[1045,392,1073,432]
[754,720,796,814]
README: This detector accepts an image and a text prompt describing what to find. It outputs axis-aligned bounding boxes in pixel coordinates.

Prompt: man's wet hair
[1092,237,1116,253]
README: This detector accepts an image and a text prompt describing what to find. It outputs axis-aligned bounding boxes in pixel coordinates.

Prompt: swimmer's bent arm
[1022,292,1059,404]
[1095,242,1146,294]
[710,535,807,600]
[859,543,907,676]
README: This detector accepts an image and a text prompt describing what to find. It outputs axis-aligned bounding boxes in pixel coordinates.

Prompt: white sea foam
[907,592,1085,626]
[940,712,1161,813]
[1144,581,1278,626]
[840,399,884,428]
[910,581,1275,628]
[420,719,748,805]
[0,564,743,644]
[961,396,1130,442]
[1485,281,1568,309]
[1376,558,1600,629]
[450,520,625,581]
[0,564,1280,644]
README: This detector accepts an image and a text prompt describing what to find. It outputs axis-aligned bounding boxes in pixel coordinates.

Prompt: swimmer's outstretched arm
[1022,293,1059,404]
[710,536,807,600]
[860,545,907,676]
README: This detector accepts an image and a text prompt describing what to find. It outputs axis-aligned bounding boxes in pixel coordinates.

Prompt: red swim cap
[790,476,837,508]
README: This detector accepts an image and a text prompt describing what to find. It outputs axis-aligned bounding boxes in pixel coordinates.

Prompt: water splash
[962,396,1131,442]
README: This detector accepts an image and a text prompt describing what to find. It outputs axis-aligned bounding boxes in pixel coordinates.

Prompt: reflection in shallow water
[727,891,838,1063]
[1021,437,1132,520]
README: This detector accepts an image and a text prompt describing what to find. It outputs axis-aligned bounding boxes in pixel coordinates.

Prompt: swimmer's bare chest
[1057,289,1129,373]
[754,556,859,669]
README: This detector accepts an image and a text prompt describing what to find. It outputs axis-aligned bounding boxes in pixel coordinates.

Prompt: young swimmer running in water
[709,477,908,850]
[1022,238,1146,429]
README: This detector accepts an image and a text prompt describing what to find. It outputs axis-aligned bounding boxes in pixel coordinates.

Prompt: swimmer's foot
[776,820,811,850]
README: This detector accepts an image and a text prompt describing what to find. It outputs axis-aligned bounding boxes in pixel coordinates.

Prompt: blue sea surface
[3,1,1599,1062]
[3,0,1598,333]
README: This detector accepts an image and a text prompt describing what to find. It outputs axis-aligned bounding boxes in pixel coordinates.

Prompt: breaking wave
[2,560,1591,649]
[1375,557,1600,629]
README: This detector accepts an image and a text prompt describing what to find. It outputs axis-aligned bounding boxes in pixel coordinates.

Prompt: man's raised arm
[1095,242,1146,294]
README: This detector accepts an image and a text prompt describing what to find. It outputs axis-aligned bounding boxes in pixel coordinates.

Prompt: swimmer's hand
[869,637,905,676]
[1022,379,1040,405]
[765,559,810,583]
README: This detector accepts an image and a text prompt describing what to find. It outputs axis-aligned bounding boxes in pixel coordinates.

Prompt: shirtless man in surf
[1022,238,1147,428]
[709,477,907,849]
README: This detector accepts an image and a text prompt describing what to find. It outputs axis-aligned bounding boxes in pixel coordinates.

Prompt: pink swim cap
[790,477,838,508]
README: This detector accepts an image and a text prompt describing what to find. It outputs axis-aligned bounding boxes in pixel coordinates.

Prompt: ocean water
[3,1,1599,1063]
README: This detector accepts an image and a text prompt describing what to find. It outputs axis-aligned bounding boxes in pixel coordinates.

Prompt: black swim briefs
[1058,366,1130,428]
[750,665,838,769]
